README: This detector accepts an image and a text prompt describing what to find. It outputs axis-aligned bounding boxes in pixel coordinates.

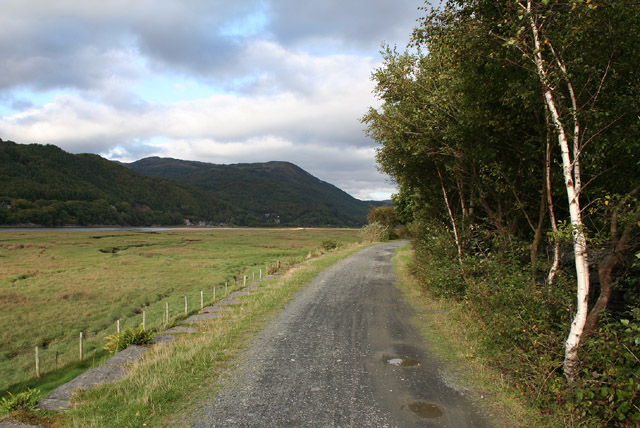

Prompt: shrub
[395,224,411,238]
[567,310,640,426]
[408,219,640,426]
[321,239,338,251]
[104,325,155,354]
[409,221,467,297]
[0,388,41,415]
[360,222,390,242]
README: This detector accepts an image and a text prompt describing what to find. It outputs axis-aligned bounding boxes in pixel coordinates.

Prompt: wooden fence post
[201,290,204,309]
[260,268,262,279]
[143,310,146,331]
[184,296,188,315]
[225,282,228,296]
[35,346,40,378]
[117,319,120,333]
[165,302,169,326]
[244,276,247,287]
[79,332,83,361]
[213,286,216,302]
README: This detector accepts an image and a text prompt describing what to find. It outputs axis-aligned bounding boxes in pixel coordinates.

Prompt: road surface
[192,241,492,428]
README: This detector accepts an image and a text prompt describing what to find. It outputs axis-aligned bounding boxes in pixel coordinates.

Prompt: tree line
[0,140,242,226]
[0,141,373,227]
[363,1,639,425]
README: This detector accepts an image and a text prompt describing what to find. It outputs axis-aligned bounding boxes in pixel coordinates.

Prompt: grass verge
[61,243,367,428]
[392,244,548,428]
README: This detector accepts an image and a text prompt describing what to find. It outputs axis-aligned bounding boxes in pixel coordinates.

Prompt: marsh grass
[0,228,360,395]
[65,244,365,428]
[392,244,548,428]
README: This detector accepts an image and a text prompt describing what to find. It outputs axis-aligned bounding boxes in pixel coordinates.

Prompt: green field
[0,228,361,394]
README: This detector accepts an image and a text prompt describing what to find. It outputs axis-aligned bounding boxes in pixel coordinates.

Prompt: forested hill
[0,140,381,227]
[0,140,247,226]
[125,157,383,227]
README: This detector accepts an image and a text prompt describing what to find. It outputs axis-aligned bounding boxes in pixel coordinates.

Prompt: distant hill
[0,140,387,227]
[125,157,385,227]
[0,140,247,226]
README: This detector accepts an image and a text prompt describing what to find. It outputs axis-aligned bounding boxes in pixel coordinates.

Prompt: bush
[408,221,468,297]
[408,220,640,426]
[321,239,338,251]
[396,224,410,239]
[104,325,155,354]
[567,310,640,426]
[0,388,41,415]
[360,222,390,242]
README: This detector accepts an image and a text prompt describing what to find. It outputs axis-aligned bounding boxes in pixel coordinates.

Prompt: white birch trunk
[545,115,560,287]
[526,0,590,383]
[437,167,463,266]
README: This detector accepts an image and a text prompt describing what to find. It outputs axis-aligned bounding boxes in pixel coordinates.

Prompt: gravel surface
[192,242,492,428]
[0,420,42,428]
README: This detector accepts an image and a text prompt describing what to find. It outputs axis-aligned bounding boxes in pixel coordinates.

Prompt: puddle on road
[385,357,421,367]
[407,401,444,419]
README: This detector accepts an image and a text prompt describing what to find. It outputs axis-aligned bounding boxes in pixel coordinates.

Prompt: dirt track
[192,241,492,428]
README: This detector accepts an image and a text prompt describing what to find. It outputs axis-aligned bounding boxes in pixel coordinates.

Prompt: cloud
[268,0,421,50]
[0,43,378,147]
[0,0,420,94]
[0,93,34,112]
[0,85,392,199]
[136,138,391,200]
[0,5,141,92]
[0,0,421,199]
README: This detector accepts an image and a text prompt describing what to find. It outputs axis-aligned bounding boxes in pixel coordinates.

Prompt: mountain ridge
[125,156,385,227]
[0,140,386,227]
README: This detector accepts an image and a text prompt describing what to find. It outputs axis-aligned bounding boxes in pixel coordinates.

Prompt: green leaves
[364,0,640,425]
[0,388,41,415]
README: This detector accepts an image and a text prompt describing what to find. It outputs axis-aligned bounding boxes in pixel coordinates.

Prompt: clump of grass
[359,222,390,242]
[321,239,338,251]
[104,325,155,354]
[0,388,41,416]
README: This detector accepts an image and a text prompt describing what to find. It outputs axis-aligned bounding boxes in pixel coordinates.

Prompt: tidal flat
[0,228,360,394]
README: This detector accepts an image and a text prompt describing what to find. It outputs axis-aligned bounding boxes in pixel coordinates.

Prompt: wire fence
[2,259,288,392]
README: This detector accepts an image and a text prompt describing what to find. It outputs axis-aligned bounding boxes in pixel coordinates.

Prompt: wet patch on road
[405,401,444,419]
[385,356,421,367]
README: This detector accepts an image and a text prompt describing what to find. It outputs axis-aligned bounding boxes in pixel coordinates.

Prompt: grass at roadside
[392,244,548,428]
[63,243,365,427]
[0,228,360,396]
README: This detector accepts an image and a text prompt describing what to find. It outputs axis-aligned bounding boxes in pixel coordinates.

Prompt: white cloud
[1,44,379,148]
[0,0,421,200]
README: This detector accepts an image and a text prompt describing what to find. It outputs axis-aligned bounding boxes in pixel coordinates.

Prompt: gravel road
[192,241,492,428]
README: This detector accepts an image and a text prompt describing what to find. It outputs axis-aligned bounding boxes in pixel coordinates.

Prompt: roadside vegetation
[0,228,360,400]
[66,242,365,427]
[364,1,639,426]
[360,205,406,242]
[393,244,548,427]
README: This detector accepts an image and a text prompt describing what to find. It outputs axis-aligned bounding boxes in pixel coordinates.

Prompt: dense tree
[364,0,640,422]
[1,140,380,227]
[0,140,238,226]
[126,157,379,227]
[367,205,399,229]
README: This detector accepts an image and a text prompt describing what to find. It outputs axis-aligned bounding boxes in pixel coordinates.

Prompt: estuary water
[0,227,176,232]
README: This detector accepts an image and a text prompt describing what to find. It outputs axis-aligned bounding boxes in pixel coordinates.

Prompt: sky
[0,0,426,201]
